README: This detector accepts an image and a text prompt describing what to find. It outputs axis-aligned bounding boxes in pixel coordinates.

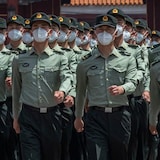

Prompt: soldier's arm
[121,56,137,95]
[149,65,160,127]
[12,55,22,119]
[75,62,87,118]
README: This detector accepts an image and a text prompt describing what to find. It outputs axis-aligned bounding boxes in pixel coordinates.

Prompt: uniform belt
[89,106,128,113]
[23,104,58,113]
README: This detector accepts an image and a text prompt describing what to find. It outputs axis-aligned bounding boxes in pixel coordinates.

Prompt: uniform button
[106,78,109,81]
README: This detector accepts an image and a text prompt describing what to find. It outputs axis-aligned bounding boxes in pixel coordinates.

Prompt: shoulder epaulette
[118,48,130,56]
[19,50,27,54]
[81,52,92,61]
[54,49,64,55]
[117,46,126,51]
[61,47,72,51]
[1,51,11,55]
[128,44,139,49]
[151,58,160,66]
[151,43,160,50]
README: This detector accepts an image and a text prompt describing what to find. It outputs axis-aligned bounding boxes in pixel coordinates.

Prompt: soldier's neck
[114,35,123,48]
[98,43,114,58]
[68,40,75,49]
[10,40,22,49]
[34,41,48,54]
[58,41,69,48]
[0,44,5,51]
[81,43,91,51]
[49,41,57,49]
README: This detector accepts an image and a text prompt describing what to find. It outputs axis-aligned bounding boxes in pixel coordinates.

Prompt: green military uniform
[0,47,13,101]
[12,46,71,118]
[75,47,137,117]
[118,41,146,96]
[149,60,160,126]
[12,12,72,160]
[0,17,16,160]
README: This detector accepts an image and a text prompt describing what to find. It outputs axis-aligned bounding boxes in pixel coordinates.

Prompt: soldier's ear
[48,29,53,36]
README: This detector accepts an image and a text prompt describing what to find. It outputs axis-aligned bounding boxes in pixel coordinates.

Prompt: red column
[147,0,160,30]
[53,0,61,16]
[7,0,18,16]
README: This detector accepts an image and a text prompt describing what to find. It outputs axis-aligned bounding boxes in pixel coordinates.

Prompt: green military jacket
[61,47,77,98]
[12,46,71,119]
[119,41,147,96]
[75,47,137,118]
[149,61,160,126]
[0,47,13,101]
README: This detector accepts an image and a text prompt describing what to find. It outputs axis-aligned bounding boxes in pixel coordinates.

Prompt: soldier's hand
[149,124,158,135]
[108,85,124,95]
[5,77,12,88]
[54,91,65,104]
[74,118,84,133]
[63,95,74,107]
[13,119,20,134]
[142,91,150,102]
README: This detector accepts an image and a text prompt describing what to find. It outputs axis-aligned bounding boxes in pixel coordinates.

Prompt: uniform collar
[28,46,54,56]
[94,47,121,58]
[120,40,128,49]
[0,46,10,53]
[7,42,26,51]
[53,44,62,52]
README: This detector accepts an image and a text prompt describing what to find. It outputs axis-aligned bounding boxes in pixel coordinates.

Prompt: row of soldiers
[0,7,160,160]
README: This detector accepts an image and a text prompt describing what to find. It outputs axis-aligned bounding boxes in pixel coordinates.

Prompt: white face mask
[75,37,82,46]
[57,30,68,43]
[32,27,48,42]
[90,39,97,48]
[123,30,131,42]
[48,31,58,43]
[150,41,159,46]
[68,31,76,42]
[97,31,113,45]
[22,32,33,44]
[0,33,6,44]
[81,35,90,45]
[8,29,23,41]
[116,25,123,37]
[145,38,151,47]
[135,32,144,43]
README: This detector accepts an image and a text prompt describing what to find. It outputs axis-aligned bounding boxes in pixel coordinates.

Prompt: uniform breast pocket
[109,67,126,85]
[19,66,33,82]
[87,69,104,88]
[44,67,60,82]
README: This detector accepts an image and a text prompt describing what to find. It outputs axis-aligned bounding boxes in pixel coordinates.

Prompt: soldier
[74,14,137,160]
[22,18,33,48]
[150,30,160,47]
[149,58,160,160]
[48,15,61,50]
[12,12,71,160]
[0,17,16,160]
[57,15,77,160]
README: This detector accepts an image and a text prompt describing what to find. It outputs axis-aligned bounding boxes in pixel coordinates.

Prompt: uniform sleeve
[67,51,77,97]
[149,65,160,126]
[7,54,14,77]
[135,48,146,83]
[121,56,137,94]
[59,55,72,94]
[12,56,22,119]
[75,62,87,118]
